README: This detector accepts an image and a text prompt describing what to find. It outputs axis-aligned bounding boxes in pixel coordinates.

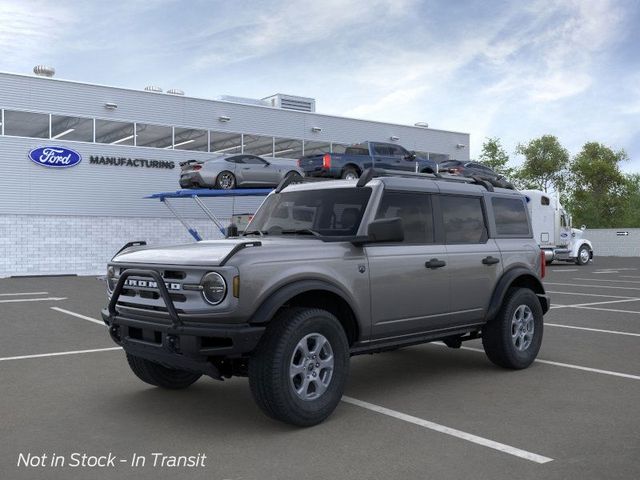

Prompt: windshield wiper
[280,228,322,237]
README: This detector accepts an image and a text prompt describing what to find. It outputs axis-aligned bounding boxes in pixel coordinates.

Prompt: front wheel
[576,245,591,265]
[248,307,350,426]
[126,353,202,389]
[481,288,543,369]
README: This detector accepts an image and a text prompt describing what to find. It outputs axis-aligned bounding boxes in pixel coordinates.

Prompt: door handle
[425,258,446,269]
[482,256,500,265]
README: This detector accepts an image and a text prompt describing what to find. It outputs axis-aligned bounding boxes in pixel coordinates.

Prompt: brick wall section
[0,215,226,277]
[586,228,640,257]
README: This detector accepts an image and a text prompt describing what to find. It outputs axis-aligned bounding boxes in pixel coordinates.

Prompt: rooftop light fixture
[311,126,322,133]
[51,128,75,140]
[414,122,429,128]
[390,135,400,141]
[456,143,466,149]
[111,134,134,145]
[104,102,118,110]
[218,115,231,122]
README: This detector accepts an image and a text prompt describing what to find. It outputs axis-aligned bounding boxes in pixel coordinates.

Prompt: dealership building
[0,68,470,277]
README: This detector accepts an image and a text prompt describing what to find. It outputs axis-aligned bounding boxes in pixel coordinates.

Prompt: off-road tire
[248,307,350,427]
[481,288,543,369]
[126,353,202,389]
[215,171,236,189]
[341,167,360,180]
[576,245,590,265]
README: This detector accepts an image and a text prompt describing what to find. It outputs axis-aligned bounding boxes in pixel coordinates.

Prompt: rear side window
[345,147,369,156]
[441,196,487,244]
[492,197,530,236]
[375,191,434,244]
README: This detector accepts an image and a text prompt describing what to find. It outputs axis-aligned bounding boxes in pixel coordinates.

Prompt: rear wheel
[126,353,202,389]
[215,171,236,189]
[576,245,590,265]
[249,307,349,426]
[481,288,543,369]
[341,167,359,180]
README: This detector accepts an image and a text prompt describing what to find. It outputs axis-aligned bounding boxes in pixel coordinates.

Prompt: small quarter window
[541,196,550,206]
[492,197,530,236]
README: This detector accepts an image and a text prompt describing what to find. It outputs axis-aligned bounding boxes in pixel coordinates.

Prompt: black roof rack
[357,168,516,191]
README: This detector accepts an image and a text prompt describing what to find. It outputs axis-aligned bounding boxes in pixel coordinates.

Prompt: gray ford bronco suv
[102,170,549,426]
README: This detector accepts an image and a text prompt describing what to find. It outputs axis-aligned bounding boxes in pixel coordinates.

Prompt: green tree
[515,135,569,192]
[478,137,515,179]
[568,142,630,228]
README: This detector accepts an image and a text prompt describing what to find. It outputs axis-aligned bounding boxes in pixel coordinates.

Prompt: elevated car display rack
[146,188,273,241]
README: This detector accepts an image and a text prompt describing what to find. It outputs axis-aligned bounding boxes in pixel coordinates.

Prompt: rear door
[366,189,451,340]
[440,193,502,326]
[371,143,397,170]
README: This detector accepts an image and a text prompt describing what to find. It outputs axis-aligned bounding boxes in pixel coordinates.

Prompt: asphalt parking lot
[1,257,639,480]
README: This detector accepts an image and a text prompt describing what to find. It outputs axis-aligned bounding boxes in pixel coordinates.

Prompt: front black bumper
[103,268,265,378]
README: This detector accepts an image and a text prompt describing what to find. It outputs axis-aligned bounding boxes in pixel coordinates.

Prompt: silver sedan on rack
[179,154,304,190]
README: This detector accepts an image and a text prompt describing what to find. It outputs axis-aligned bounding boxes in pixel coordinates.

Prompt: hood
[112,237,321,266]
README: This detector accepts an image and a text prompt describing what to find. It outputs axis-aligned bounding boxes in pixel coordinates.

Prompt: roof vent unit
[167,88,185,96]
[216,95,270,107]
[262,94,316,112]
[33,65,55,77]
[144,85,163,93]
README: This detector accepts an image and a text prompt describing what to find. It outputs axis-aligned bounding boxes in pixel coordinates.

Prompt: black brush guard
[103,269,264,379]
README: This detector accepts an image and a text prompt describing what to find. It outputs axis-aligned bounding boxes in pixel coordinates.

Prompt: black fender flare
[485,267,549,322]
[248,279,359,325]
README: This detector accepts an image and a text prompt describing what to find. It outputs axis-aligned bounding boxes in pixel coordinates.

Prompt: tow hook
[166,335,180,353]
[109,325,121,343]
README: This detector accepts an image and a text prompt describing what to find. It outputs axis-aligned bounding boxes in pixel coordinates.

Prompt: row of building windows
[0,108,448,161]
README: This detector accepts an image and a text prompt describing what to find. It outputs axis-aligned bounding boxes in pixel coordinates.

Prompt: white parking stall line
[573,278,640,284]
[621,275,640,279]
[549,298,640,310]
[549,269,578,272]
[545,282,640,291]
[0,347,122,362]
[572,306,640,315]
[0,292,49,296]
[341,396,553,464]
[546,323,640,337]
[51,307,105,326]
[0,297,67,304]
[546,291,639,299]
[447,345,640,381]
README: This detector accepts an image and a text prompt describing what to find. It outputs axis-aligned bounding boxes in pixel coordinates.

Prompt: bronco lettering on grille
[124,279,181,291]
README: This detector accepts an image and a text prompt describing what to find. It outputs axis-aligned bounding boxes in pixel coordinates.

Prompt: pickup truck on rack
[298,141,438,180]
[102,169,549,426]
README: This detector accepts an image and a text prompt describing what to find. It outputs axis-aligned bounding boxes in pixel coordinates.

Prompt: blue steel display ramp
[145,188,273,241]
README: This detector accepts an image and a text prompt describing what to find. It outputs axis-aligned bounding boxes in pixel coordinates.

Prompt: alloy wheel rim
[219,173,234,189]
[289,333,334,401]
[580,248,589,263]
[511,304,534,351]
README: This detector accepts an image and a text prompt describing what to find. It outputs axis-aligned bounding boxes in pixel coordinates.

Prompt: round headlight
[107,266,116,292]
[201,272,227,305]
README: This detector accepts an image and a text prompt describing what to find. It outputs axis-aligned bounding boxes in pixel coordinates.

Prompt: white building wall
[0,215,226,277]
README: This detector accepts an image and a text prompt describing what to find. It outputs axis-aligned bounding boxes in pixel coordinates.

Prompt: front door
[366,190,451,340]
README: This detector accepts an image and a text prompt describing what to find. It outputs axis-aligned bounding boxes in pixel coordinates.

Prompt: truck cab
[522,190,594,265]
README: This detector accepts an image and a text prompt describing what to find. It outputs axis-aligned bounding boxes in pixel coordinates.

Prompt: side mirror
[364,217,404,243]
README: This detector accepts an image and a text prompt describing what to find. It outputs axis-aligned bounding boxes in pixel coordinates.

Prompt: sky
[1,0,639,171]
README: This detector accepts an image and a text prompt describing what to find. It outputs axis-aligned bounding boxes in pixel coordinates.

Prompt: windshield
[245,188,372,237]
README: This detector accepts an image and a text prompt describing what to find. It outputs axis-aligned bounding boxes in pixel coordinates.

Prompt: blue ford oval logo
[28,146,82,168]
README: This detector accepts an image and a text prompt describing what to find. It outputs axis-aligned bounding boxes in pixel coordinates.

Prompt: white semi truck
[521,190,594,266]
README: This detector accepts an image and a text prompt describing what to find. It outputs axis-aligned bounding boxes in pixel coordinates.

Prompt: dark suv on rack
[102,170,549,426]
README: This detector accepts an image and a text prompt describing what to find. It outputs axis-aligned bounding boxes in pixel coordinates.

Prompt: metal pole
[162,198,202,241]
[192,195,226,234]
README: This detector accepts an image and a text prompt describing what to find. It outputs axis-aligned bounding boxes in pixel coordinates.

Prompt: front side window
[441,195,487,244]
[492,197,530,236]
[247,188,371,237]
[375,191,434,244]
[242,155,267,165]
